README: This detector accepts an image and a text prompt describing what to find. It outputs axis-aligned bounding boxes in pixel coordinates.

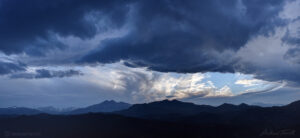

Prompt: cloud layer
[0,61,26,75]
[10,69,82,79]
[82,0,287,73]
[0,0,129,55]
[0,0,300,106]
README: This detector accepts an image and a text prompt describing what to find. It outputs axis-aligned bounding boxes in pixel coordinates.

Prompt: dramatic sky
[1,0,300,108]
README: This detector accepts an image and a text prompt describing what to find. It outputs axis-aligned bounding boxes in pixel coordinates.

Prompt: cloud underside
[10,69,82,79]
[0,61,26,75]
[0,0,300,86]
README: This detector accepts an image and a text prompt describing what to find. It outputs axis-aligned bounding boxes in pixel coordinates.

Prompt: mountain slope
[117,99,296,121]
[0,107,42,115]
[69,100,131,114]
[117,99,216,119]
[37,106,76,114]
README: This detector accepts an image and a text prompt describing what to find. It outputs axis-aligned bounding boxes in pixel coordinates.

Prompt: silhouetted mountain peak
[284,100,300,111]
[118,99,214,119]
[161,99,180,103]
[287,100,300,107]
[102,100,117,104]
[238,103,249,107]
[69,100,131,114]
[150,99,195,106]
[89,100,130,108]
[218,103,236,108]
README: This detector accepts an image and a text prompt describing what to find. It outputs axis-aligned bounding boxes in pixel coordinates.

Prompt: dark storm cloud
[233,58,300,86]
[284,47,300,64]
[10,69,83,79]
[0,0,288,70]
[282,17,300,46]
[0,61,26,75]
[283,20,300,64]
[82,0,287,73]
[0,0,296,84]
[0,0,130,55]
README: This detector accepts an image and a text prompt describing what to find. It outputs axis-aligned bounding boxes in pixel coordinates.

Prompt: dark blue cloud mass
[0,0,130,55]
[1,0,300,86]
[0,61,26,75]
[82,0,287,73]
[10,69,83,79]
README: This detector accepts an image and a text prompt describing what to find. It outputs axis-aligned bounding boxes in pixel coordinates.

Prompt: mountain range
[1,99,299,117]
[0,100,299,137]
[0,100,131,115]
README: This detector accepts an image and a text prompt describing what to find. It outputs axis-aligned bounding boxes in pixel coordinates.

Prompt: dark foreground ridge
[0,100,300,138]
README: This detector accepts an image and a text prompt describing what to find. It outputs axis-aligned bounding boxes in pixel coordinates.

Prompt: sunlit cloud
[235,79,265,87]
